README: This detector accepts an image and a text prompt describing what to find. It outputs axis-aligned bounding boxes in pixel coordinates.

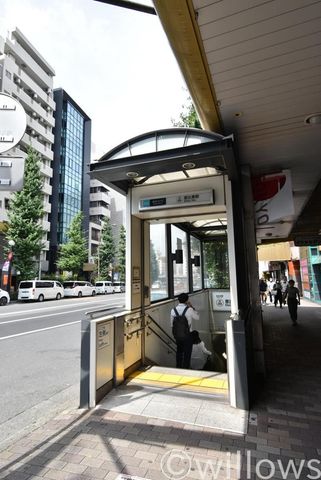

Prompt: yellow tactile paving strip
[129,370,228,390]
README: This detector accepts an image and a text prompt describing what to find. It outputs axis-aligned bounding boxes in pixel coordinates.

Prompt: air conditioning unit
[31,129,36,136]
[33,93,38,100]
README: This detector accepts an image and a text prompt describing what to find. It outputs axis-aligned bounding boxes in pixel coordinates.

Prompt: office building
[49,88,90,272]
[0,28,55,273]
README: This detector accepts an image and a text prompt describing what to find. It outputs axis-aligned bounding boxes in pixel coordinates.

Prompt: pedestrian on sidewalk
[259,278,268,304]
[274,281,283,308]
[170,293,199,368]
[283,279,300,325]
[190,330,212,370]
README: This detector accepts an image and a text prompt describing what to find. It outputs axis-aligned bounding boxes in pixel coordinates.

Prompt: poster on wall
[300,258,311,299]
[212,290,231,311]
[252,170,294,225]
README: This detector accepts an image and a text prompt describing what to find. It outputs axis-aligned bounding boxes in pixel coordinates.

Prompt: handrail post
[79,316,91,408]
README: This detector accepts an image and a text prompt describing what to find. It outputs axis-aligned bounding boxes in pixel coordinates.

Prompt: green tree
[172,96,201,129]
[117,225,126,282]
[6,148,44,279]
[57,212,88,276]
[203,241,229,288]
[150,242,159,285]
[98,217,116,279]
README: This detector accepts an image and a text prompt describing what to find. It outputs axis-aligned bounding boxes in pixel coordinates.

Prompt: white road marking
[0,303,123,325]
[0,297,120,317]
[0,321,81,340]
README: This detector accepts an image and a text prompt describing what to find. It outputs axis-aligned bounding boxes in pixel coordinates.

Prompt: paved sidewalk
[0,299,320,479]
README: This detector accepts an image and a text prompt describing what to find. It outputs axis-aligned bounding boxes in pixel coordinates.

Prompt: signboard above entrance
[139,189,214,211]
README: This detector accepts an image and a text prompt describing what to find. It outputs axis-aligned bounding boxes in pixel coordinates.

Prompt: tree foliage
[150,242,159,285]
[56,212,88,276]
[117,225,126,282]
[204,241,229,289]
[98,217,116,279]
[172,97,201,129]
[6,148,45,279]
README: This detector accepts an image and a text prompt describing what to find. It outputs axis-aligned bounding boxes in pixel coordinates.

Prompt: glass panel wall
[190,236,202,291]
[171,225,189,295]
[150,224,168,301]
[203,240,229,288]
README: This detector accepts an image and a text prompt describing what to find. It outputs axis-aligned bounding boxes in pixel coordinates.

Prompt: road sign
[0,92,27,154]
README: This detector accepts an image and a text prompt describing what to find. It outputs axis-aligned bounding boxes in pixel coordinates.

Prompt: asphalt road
[0,293,125,448]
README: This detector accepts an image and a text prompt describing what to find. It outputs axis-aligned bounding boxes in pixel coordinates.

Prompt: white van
[95,281,113,294]
[63,281,96,297]
[18,280,64,302]
[113,282,125,293]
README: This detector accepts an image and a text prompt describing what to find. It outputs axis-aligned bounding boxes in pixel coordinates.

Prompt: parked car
[63,281,96,297]
[113,282,125,293]
[95,281,113,294]
[18,280,64,302]
[0,288,10,306]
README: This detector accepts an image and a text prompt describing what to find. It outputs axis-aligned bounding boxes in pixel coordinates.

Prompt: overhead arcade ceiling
[153,0,321,244]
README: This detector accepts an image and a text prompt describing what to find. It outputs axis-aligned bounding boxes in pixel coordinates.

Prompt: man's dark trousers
[176,335,193,368]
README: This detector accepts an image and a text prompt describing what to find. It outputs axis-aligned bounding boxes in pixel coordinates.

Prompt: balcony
[12,83,55,128]
[90,192,110,203]
[90,206,109,217]
[41,219,51,231]
[27,114,54,145]
[21,133,53,161]
[41,182,52,196]
[40,162,53,178]
[18,69,55,110]
[43,202,51,214]
[6,38,54,89]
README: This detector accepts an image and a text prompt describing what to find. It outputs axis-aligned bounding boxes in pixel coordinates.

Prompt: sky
[0,0,188,160]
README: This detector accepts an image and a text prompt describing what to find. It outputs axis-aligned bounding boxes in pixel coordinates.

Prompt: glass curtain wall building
[49,89,90,273]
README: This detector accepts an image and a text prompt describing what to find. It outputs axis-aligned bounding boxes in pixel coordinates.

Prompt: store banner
[252,170,294,225]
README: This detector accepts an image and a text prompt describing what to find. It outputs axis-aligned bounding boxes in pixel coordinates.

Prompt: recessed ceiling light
[234,112,243,117]
[182,162,196,169]
[304,113,321,125]
[126,171,139,178]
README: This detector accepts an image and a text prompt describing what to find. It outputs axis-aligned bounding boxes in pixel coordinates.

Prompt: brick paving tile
[134,450,158,461]
[59,453,85,464]
[62,463,87,474]
[104,472,119,480]
[80,457,106,468]
[121,464,149,477]
[82,466,109,478]
[99,460,122,472]
[44,468,70,480]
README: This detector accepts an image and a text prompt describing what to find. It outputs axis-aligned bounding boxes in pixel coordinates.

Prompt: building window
[171,225,189,295]
[5,70,12,79]
[4,198,10,209]
[311,248,318,256]
[190,236,202,291]
[150,224,168,301]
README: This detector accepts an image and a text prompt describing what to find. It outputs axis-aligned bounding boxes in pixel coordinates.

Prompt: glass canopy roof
[100,128,224,162]
[96,128,227,187]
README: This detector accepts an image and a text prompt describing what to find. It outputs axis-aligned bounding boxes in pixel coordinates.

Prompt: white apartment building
[89,180,126,265]
[89,179,111,259]
[0,28,55,273]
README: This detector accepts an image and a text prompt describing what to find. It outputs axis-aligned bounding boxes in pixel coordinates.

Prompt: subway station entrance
[82,128,259,427]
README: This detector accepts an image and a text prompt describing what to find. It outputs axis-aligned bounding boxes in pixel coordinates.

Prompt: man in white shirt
[170,293,199,368]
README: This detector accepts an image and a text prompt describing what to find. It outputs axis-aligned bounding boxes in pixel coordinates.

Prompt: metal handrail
[146,313,176,344]
[147,326,176,354]
[124,327,145,338]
